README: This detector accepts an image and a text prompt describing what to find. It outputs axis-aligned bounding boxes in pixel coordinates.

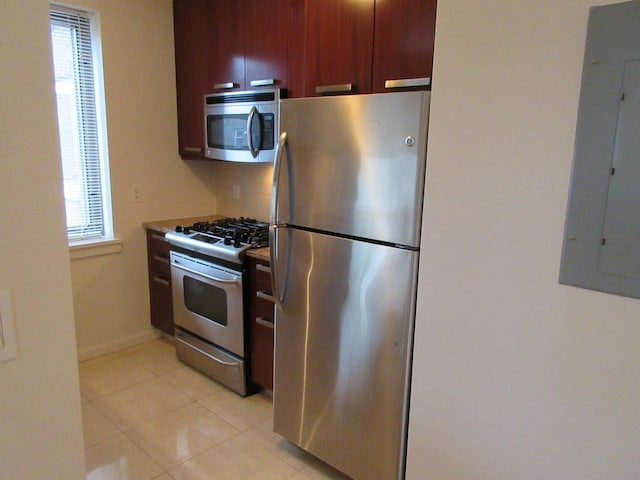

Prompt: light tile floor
[79,338,352,480]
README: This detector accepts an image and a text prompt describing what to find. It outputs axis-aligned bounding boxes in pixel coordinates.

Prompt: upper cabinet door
[372,0,437,93]
[304,0,375,96]
[173,0,209,158]
[208,0,245,92]
[244,0,305,97]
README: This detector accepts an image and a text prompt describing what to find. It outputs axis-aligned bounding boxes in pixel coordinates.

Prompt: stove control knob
[223,237,233,245]
[175,225,183,232]
[183,227,191,234]
[233,239,242,248]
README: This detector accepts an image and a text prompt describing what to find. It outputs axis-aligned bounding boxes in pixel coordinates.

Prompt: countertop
[143,215,271,263]
[246,246,270,262]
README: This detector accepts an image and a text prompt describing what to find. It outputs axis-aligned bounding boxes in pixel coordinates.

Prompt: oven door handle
[171,262,240,285]
[175,334,242,367]
[246,106,259,158]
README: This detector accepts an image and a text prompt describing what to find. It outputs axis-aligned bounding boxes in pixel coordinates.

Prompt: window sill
[69,238,123,260]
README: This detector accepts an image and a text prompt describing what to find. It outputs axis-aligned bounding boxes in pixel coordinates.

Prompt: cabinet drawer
[149,252,171,274]
[149,269,171,287]
[148,269,174,335]
[146,228,174,336]
[253,295,274,325]
[147,230,171,273]
[250,311,274,390]
[253,261,272,290]
[147,230,170,254]
[248,257,275,389]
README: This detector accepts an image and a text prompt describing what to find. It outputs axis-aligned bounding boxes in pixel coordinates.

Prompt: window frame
[50,2,114,246]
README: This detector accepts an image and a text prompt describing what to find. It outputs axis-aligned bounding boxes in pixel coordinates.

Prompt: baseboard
[77,329,161,362]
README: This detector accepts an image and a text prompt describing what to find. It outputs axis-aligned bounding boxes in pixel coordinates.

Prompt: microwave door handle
[246,106,259,158]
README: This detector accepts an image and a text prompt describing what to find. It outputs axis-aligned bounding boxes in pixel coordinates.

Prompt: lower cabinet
[247,257,275,390]
[146,228,174,336]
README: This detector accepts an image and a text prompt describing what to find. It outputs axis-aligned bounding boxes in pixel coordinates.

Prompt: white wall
[213,161,273,222]
[0,1,85,478]
[408,1,640,478]
[69,0,219,359]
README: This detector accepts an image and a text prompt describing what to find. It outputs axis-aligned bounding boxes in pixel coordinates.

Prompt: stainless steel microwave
[204,89,282,162]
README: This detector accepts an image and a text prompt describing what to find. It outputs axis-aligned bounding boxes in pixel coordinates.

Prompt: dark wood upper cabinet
[304,0,375,96]
[173,0,305,159]
[205,0,305,96]
[173,0,209,158]
[173,0,436,157]
[244,0,305,97]
[372,0,437,93]
[207,0,246,92]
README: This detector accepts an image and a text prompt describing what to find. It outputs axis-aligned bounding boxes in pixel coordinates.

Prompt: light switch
[131,184,143,203]
[0,290,17,363]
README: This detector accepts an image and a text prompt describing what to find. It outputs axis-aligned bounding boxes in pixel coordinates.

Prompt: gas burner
[165,217,269,263]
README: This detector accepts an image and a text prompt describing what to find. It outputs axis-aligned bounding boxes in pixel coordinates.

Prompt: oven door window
[183,276,227,326]
[206,113,274,151]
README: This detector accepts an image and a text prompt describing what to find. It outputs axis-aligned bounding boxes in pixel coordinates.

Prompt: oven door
[170,251,245,357]
[204,102,278,163]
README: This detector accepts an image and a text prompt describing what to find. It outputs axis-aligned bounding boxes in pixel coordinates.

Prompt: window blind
[50,5,110,241]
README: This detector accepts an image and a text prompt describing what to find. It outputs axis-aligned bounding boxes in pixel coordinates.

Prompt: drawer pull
[255,263,271,274]
[152,276,170,286]
[315,83,353,94]
[214,82,238,90]
[256,291,276,303]
[384,77,431,89]
[152,254,169,264]
[256,317,274,330]
[150,233,166,242]
[183,146,203,153]
[250,78,276,87]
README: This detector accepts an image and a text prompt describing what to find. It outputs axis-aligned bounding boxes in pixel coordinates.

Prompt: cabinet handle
[256,290,276,303]
[183,146,203,153]
[315,83,353,94]
[256,317,274,330]
[152,254,169,264]
[214,82,239,90]
[250,78,276,87]
[384,77,431,89]
[152,276,170,286]
[151,233,166,242]
[256,263,271,274]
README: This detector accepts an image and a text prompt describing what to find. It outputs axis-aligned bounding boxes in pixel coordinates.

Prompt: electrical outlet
[232,184,240,200]
[0,290,17,363]
[132,184,143,203]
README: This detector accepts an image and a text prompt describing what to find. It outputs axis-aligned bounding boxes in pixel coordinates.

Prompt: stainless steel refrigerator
[269,91,430,480]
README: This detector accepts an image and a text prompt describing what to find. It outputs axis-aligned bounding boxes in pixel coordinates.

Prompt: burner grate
[177,217,269,248]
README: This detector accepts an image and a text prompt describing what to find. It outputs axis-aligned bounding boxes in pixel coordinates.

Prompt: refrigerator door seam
[285,223,420,251]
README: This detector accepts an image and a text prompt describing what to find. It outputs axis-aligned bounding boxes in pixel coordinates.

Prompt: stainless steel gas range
[165,217,269,396]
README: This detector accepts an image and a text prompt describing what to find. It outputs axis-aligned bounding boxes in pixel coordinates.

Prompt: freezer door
[276,91,429,248]
[272,228,418,480]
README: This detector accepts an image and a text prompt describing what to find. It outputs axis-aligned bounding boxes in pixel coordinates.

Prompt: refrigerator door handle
[246,106,260,158]
[270,131,288,226]
[270,131,289,310]
[269,225,285,310]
